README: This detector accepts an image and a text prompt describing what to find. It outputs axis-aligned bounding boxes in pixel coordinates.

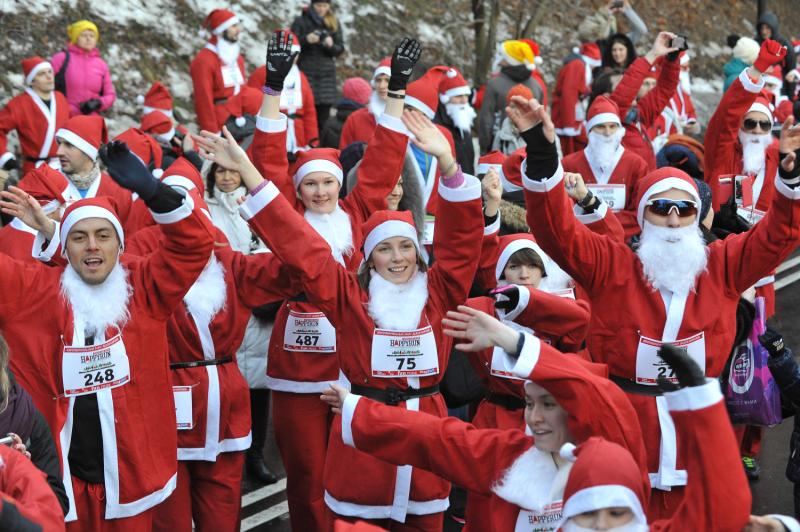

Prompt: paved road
[241,253,800,530]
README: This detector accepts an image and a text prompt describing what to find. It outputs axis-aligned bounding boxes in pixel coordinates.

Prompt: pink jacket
[50,44,116,116]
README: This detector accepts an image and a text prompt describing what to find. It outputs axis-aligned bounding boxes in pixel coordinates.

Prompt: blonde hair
[323,11,339,33]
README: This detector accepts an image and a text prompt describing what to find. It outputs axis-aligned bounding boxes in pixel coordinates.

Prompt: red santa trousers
[272,390,333,532]
[648,486,685,521]
[734,424,764,458]
[332,511,443,531]
[151,451,245,532]
[66,476,154,532]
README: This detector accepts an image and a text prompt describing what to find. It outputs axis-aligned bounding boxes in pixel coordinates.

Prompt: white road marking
[241,479,287,508]
[777,269,800,291]
[777,256,800,275]
[241,501,290,530]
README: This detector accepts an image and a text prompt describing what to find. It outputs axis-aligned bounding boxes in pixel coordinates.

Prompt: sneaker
[742,456,761,480]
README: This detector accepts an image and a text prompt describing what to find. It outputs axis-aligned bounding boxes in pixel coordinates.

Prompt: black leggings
[247,388,270,459]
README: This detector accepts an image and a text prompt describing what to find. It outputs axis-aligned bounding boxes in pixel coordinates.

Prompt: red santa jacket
[190,45,247,133]
[241,172,484,520]
[611,57,680,170]
[339,107,378,149]
[407,124,457,216]
[551,59,590,135]
[2,195,213,521]
[650,86,697,138]
[247,112,410,392]
[248,65,319,149]
[0,220,37,261]
[58,172,134,232]
[0,89,69,173]
[523,162,800,491]
[0,445,66,531]
[562,148,648,238]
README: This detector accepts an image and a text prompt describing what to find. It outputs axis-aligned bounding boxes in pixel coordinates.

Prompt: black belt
[170,356,233,370]
[24,155,50,162]
[609,375,663,397]
[350,384,440,406]
[214,97,228,105]
[485,391,525,411]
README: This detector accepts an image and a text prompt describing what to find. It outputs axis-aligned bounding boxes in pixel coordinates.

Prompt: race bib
[587,184,626,211]
[490,345,524,380]
[283,311,337,353]
[737,206,766,225]
[173,386,193,430]
[635,332,706,385]
[371,326,438,377]
[514,502,563,531]
[220,63,244,88]
[422,215,435,246]
[62,335,130,397]
[549,288,576,300]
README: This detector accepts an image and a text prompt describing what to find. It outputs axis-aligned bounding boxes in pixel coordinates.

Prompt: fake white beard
[368,91,386,117]
[184,254,227,323]
[739,130,772,175]
[585,129,625,176]
[60,260,132,337]
[304,206,354,266]
[445,102,477,135]
[492,446,572,513]
[155,129,175,144]
[562,520,648,532]
[679,71,692,95]
[367,270,428,330]
[636,221,708,294]
[216,38,241,66]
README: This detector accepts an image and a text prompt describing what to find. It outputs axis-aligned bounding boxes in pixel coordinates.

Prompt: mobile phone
[610,0,624,8]
[734,175,753,207]
[0,436,14,447]
[671,36,687,51]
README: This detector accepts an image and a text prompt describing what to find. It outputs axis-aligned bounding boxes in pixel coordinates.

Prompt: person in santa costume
[435,67,475,175]
[139,82,196,169]
[248,30,319,155]
[196,78,484,529]
[650,52,700,147]
[0,443,67,531]
[0,141,214,530]
[190,8,247,133]
[339,57,391,148]
[502,86,800,518]
[0,57,70,174]
[214,31,418,531]
[562,95,648,238]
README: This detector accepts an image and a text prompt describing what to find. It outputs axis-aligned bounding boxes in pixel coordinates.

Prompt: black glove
[713,195,751,235]
[79,98,102,115]
[388,37,422,92]
[656,344,706,392]
[488,285,520,312]
[99,141,161,201]
[1,157,18,171]
[265,30,300,92]
[666,35,689,62]
[759,327,786,358]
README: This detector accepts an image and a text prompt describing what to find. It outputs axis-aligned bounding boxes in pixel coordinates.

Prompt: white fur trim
[372,66,391,82]
[404,95,435,119]
[239,181,280,220]
[763,74,783,89]
[60,205,124,252]
[363,219,420,260]
[499,284,530,322]
[0,152,15,168]
[495,239,544,282]
[293,159,344,188]
[586,112,621,132]
[143,106,173,117]
[265,371,351,394]
[33,221,61,262]
[437,174,481,202]
[162,175,196,191]
[748,102,773,123]
[775,173,800,200]
[376,113,411,136]
[636,177,701,228]
[491,446,570,512]
[573,200,609,225]
[212,15,239,35]
[256,114,288,133]
[664,379,723,412]
[522,162,564,193]
[56,128,99,161]
[25,61,52,85]
[323,491,449,519]
[770,515,800,532]
[484,212,501,236]
[739,68,766,93]
[341,393,361,447]
[477,163,502,176]
[511,332,540,379]
[440,85,471,103]
[151,187,195,225]
[559,485,647,528]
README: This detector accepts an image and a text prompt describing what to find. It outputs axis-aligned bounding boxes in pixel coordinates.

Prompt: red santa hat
[113,128,164,178]
[579,42,602,65]
[586,95,621,132]
[477,150,505,177]
[56,116,108,161]
[361,210,420,260]
[558,437,648,529]
[634,167,702,228]
[438,67,471,104]
[60,197,125,254]
[372,57,391,85]
[138,82,173,116]
[17,165,69,213]
[500,148,526,192]
[204,9,239,35]
[405,67,450,119]
[495,234,548,281]
[140,110,175,140]
[292,148,344,188]
[161,157,205,195]
[21,56,52,85]
[763,64,783,89]
[747,93,775,124]
[223,86,262,127]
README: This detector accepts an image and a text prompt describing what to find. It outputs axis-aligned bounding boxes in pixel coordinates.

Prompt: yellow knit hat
[67,20,99,44]
[501,40,534,69]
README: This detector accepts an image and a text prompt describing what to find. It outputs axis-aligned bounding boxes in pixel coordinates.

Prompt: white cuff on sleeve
[151,187,195,225]
[341,393,362,448]
[377,113,411,136]
[774,173,800,200]
[664,379,723,412]
[238,181,281,220]
[256,114,289,133]
[739,68,766,93]
[484,212,501,236]
[0,152,15,168]
[522,162,564,193]
[573,200,609,224]
[501,285,531,322]
[438,174,481,203]
[32,222,61,262]
[511,332,541,379]
[770,515,800,532]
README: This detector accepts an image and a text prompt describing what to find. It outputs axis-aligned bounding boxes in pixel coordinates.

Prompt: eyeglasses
[646,199,698,217]
[743,118,772,132]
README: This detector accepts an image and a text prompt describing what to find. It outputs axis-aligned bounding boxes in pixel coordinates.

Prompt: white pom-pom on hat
[136,94,145,105]
[152,168,164,179]
[447,68,457,78]
[235,116,246,127]
[559,442,577,462]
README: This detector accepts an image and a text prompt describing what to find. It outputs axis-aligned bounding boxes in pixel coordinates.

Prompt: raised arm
[611,32,676,118]
[637,53,680,127]
[225,248,304,308]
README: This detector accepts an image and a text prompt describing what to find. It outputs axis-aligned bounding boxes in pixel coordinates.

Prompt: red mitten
[754,39,787,73]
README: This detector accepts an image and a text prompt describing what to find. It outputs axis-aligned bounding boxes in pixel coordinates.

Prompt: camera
[610,0,624,8]
[670,35,688,51]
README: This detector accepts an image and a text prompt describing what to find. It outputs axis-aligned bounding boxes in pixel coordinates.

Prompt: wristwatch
[578,190,600,213]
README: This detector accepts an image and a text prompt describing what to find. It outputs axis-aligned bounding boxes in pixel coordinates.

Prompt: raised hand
[320,384,349,414]
[482,167,502,213]
[564,172,590,203]
[443,305,520,353]
[99,141,161,201]
[194,127,249,171]
[388,37,422,92]
[402,110,450,158]
[0,186,55,238]
[488,285,520,311]
[646,31,679,63]
[753,39,787,73]
[758,327,786,358]
[656,344,706,392]
[505,96,554,142]
[265,30,300,92]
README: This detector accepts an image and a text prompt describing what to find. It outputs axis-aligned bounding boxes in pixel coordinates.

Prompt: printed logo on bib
[635,332,705,385]
[549,288,576,300]
[284,311,336,353]
[173,386,194,430]
[62,334,130,397]
[221,63,244,88]
[514,502,563,531]
[587,184,626,211]
[736,206,766,225]
[490,345,524,380]
[371,326,439,377]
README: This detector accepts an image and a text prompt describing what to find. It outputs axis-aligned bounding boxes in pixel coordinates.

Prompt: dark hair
[588,67,625,109]
[357,252,428,291]
[602,33,637,70]
[498,248,546,280]
[726,34,741,49]
[205,162,220,198]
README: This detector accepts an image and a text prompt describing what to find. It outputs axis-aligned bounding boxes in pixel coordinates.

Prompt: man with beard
[435,67,475,175]
[0,141,213,530]
[339,57,391,148]
[190,9,247,133]
[478,40,542,153]
[562,95,648,238]
[503,93,800,519]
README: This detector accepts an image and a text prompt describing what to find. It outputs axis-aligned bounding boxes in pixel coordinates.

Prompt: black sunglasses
[646,199,698,217]
[743,118,772,132]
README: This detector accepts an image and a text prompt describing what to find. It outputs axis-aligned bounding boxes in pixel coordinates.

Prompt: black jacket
[320,99,362,149]
[434,106,475,175]
[756,11,797,98]
[767,347,800,483]
[291,8,345,106]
